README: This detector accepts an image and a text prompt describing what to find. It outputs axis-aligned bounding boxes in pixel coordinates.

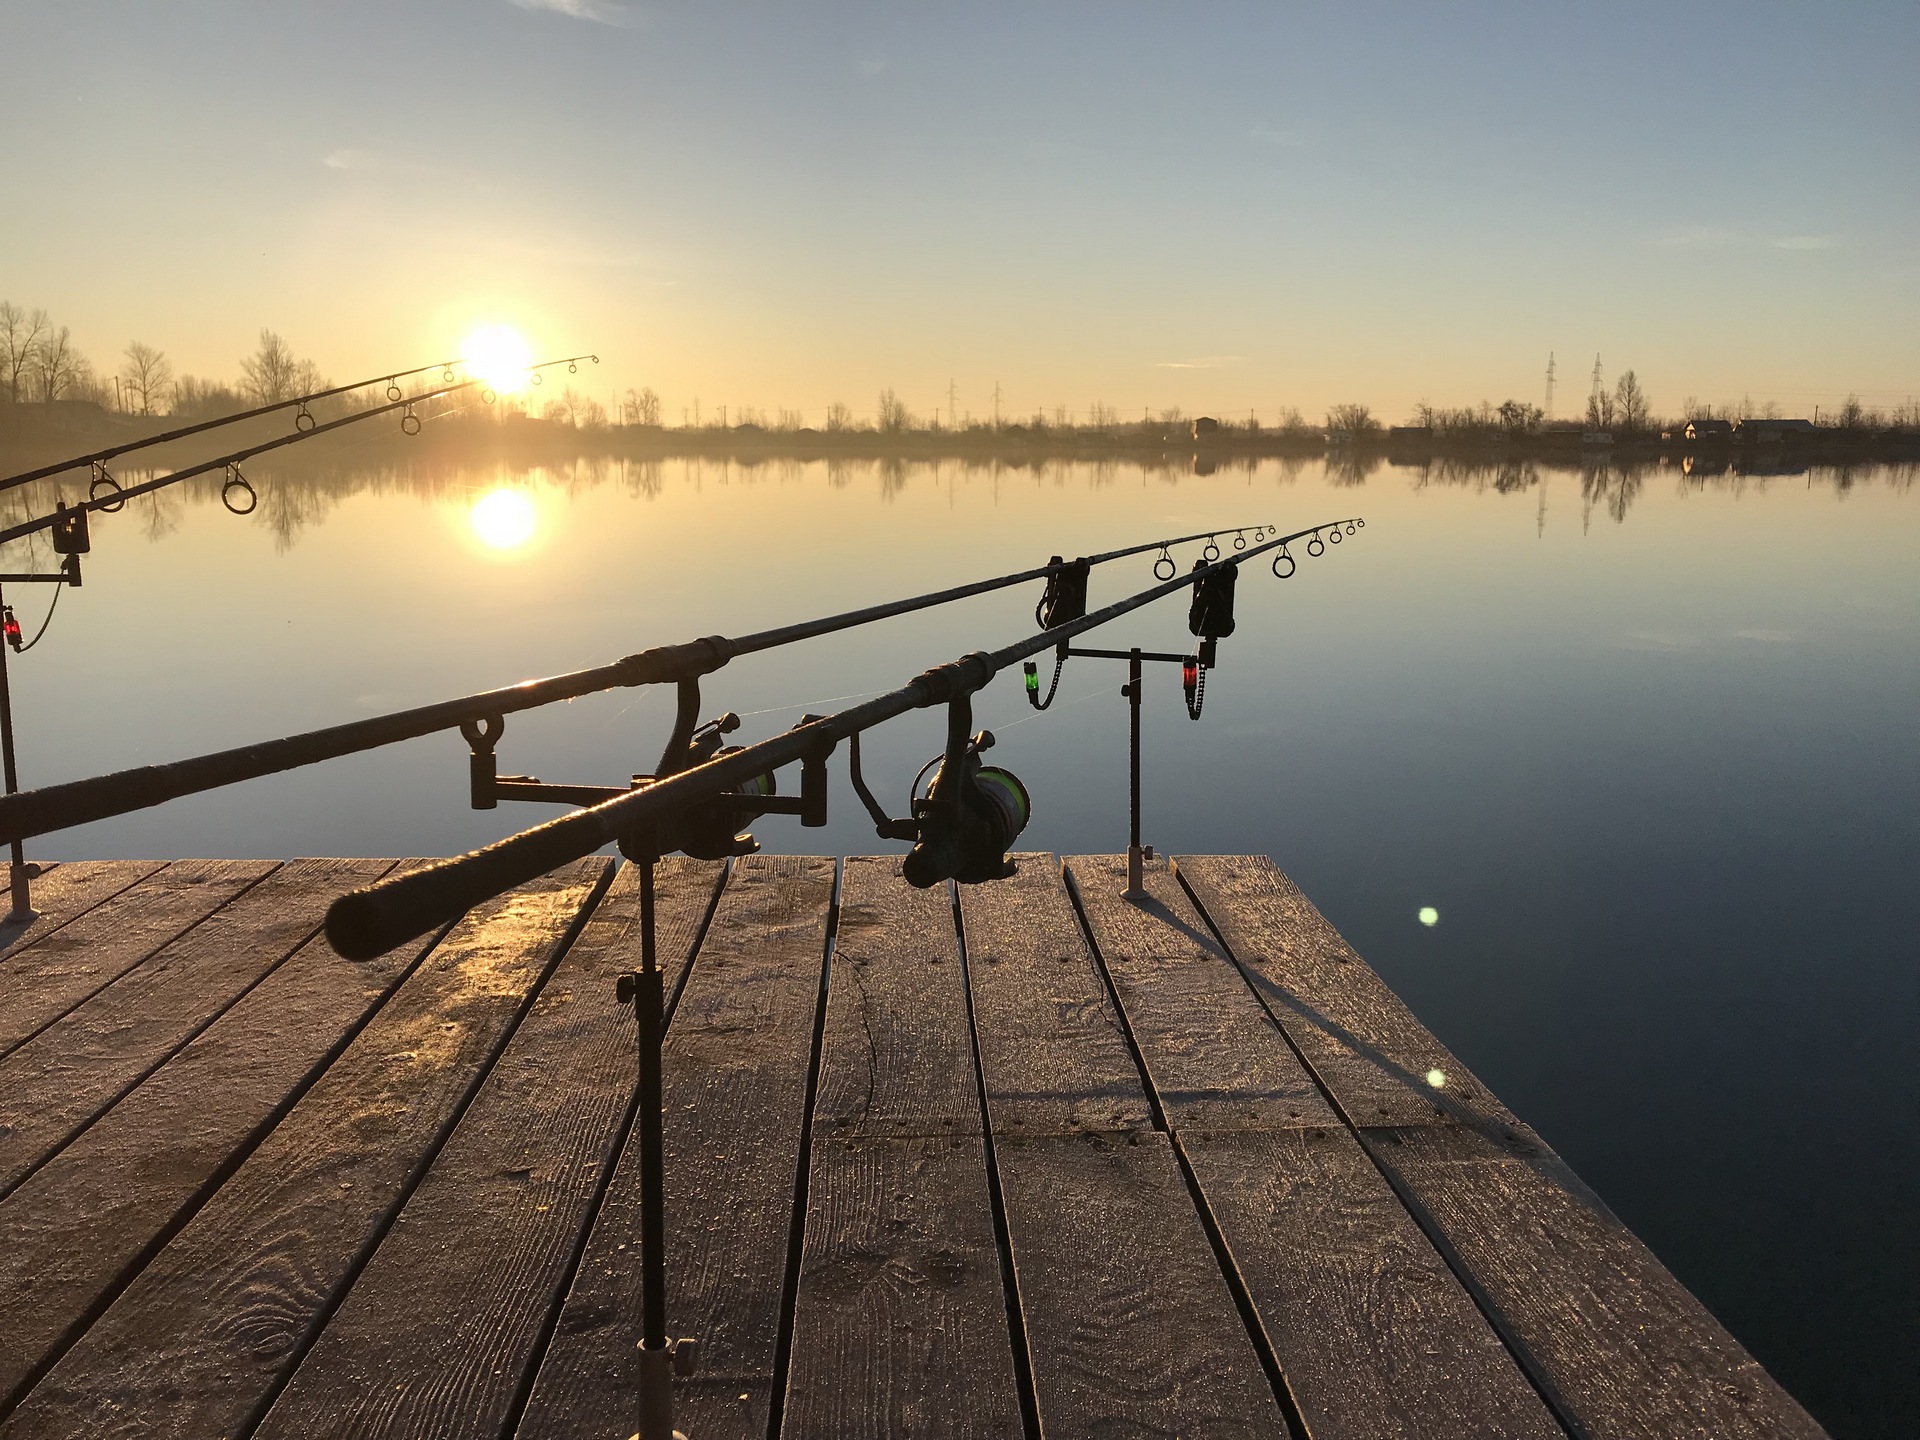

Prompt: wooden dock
[0,853,1824,1440]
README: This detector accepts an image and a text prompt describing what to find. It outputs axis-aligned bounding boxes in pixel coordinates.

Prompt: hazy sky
[5,1,1916,423]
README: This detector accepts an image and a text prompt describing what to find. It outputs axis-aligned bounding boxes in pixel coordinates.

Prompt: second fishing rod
[325,516,1364,958]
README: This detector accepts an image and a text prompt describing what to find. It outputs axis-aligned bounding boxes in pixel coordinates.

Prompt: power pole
[1590,354,1604,408]
[992,381,1002,427]
[1544,352,1556,422]
[948,377,957,429]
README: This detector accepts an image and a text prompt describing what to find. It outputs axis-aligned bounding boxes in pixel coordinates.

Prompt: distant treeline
[4,299,1917,467]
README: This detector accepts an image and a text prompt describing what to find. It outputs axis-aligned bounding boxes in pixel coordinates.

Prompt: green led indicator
[1023,662,1038,693]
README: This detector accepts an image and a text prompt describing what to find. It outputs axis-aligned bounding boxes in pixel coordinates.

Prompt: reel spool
[902,730,1030,888]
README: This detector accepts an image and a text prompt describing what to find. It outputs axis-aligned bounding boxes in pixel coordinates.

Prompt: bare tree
[876,388,912,433]
[824,401,853,432]
[544,389,581,427]
[1584,386,1616,431]
[33,325,82,401]
[621,387,661,426]
[240,330,301,404]
[121,341,175,415]
[1613,371,1649,435]
[1497,399,1544,434]
[1325,403,1379,437]
[1,303,49,403]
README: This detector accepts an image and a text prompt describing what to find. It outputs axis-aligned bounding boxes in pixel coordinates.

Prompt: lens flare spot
[1418,906,1439,927]
[462,324,535,394]
[1426,1068,1447,1089]
[469,488,537,549]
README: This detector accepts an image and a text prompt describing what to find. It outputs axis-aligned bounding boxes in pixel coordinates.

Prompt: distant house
[1684,418,1735,443]
[1191,416,1220,439]
[1737,418,1817,443]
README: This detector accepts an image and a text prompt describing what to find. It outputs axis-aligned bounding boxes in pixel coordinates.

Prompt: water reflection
[469,488,537,550]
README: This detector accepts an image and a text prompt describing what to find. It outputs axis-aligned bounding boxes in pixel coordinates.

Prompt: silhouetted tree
[1325,403,1379,437]
[1584,387,1616,430]
[621,387,661,426]
[876,388,912,433]
[1497,400,1544,434]
[240,330,301,404]
[824,401,853,432]
[121,341,174,415]
[32,325,83,401]
[1613,371,1648,434]
[0,303,49,403]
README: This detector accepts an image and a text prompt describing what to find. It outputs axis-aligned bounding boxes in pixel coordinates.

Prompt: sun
[469,487,538,550]
[462,324,535,394]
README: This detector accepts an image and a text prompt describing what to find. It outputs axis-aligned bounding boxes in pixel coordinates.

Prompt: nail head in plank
[995,1131,1290,1440]
[250,857,724,1440]
[1365,1123,1827,1440]
[1065,855,1337,1132]
[956,853,1153,1137]
[781,1134,1022,1440]
[0,859,611,1440]
[0,858,394,1198]
[516,854,835,1440]
[1179,1127,1564,1440]
[0,859,278,1057]
[813,855,980,1139]
[0,861,418,1409]
[1175,854,1528,1136]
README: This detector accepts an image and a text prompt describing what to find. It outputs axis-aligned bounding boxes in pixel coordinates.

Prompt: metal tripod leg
[1122,647,1148,900]
[619,854,695,1440]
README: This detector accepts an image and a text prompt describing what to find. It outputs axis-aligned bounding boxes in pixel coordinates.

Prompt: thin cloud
[509,0,637,27]
[1771,234,1840,251]
[1156,356,1240,370]
[1248,126,1307,148]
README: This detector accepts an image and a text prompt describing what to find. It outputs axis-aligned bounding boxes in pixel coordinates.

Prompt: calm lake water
[5,451,1916,1436]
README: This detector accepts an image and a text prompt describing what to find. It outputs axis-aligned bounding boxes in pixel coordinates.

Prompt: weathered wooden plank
[1178,855,1828,1440]
[0,859,611,1440]
[1179,1128,1564,1440]
[1063,856,1336,1132]
[0,862,423,1411]
[1174,854,1528,1135]
[781,855,1021,1440]
[955,854,1152,1137]
[783,1134,1021,1440]
[0,859,278,1057]
[516,854,835,1440]
[251,857,725,1440]
[959,856,1288,1439]
[996,1132,1290,1440]
[0,858,393,1199]
[0,861,165,961]
[812,853,980,1138]
[1072,855,1565,1440]
[1364,1124,1826,1440]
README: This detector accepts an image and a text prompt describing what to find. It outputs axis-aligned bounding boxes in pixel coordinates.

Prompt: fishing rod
[0,522,1277,849]
[0,354,599,499]
[325,516,1362,959]
[0,356,598,547]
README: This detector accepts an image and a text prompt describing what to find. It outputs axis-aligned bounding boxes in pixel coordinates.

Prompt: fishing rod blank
[324,517,1361,958]
[0,356,580,548]
[0,522,1273,845]
[0,355,598,499]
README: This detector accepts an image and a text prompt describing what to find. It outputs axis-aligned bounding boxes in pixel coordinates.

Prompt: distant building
[1684,418,1735,443]
[1387,425,1432,444]
[1737,418,1817,443]
[1581,431,1614,446]
[1191,416,1220,439]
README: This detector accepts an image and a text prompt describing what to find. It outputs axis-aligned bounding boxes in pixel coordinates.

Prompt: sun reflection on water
[469,488,538,550]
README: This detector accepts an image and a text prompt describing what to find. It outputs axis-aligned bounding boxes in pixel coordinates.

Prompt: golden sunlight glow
[462,324,535,394]
[469,488,538,549]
